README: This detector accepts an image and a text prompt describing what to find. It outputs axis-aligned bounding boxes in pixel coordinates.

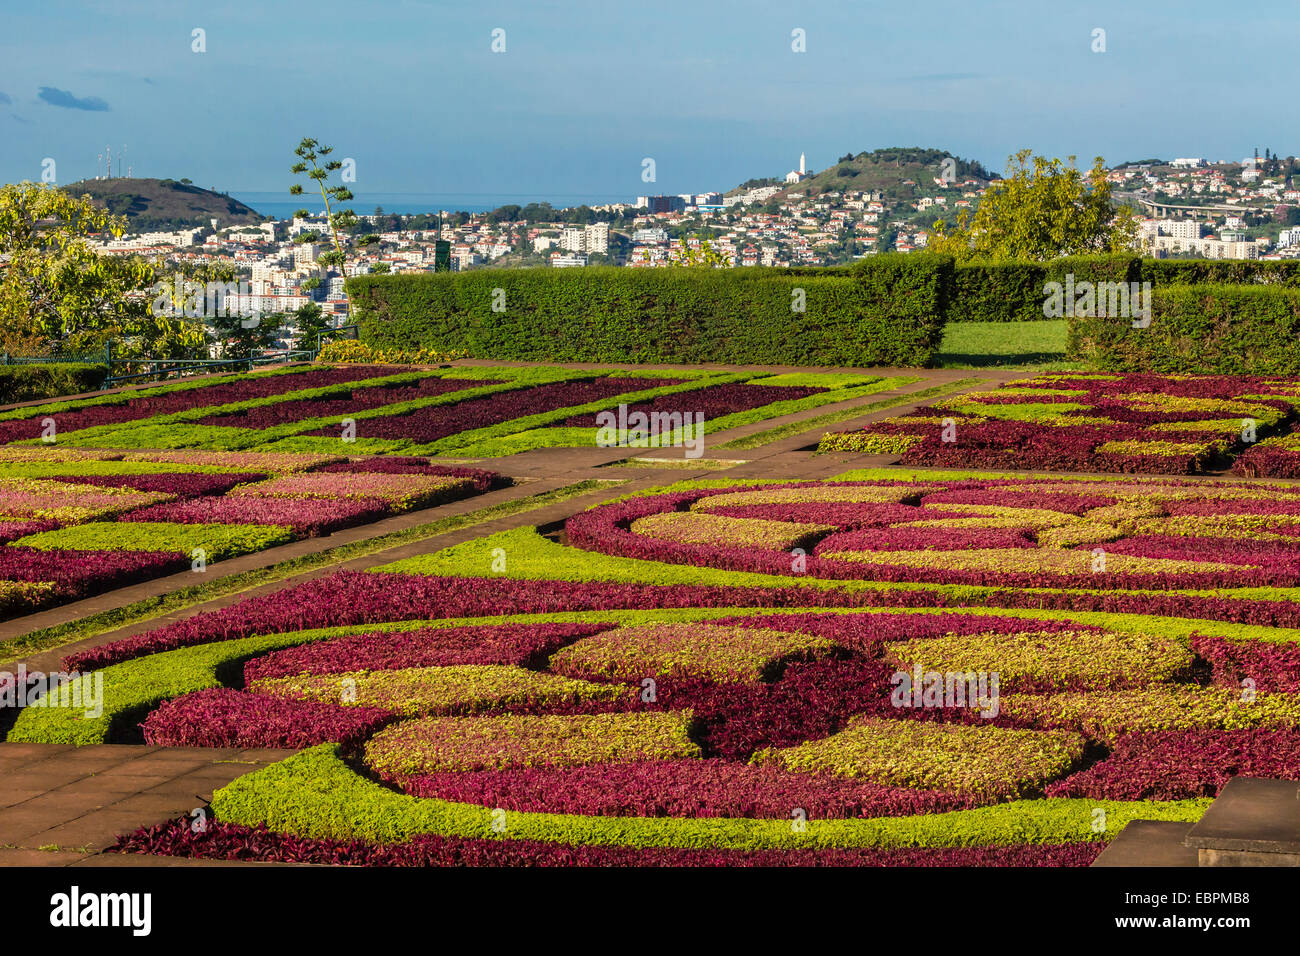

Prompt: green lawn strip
[746,372,891,389]
[14,522,295,561]
[245,604,1300,656]
[22,367,448,448]
[407,372,748,456]
[716,378,984,450]
[0,460,267,479]
[17,600,1300,746]
[827,466,1300,487]
[696,377,911,434]
[935,320,1082,371]
[434,377,912,458]
[0,480,623,666]
[247,368,719,455]
[6,631,332,744]
[374,527,1300,644]
[45,367,576,450]
[211,744,1208,850]
[0,364,327,423]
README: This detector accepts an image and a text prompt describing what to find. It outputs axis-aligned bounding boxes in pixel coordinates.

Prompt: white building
[584,222,610,254]
[784,152,811,184]
[560,227,586,252]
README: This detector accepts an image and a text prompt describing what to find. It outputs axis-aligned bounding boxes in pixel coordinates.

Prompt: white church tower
[785,152,812,185]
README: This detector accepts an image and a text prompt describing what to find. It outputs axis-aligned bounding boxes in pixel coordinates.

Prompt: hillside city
[84,149,1300,349]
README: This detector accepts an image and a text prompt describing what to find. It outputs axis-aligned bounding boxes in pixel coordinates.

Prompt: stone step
[1185,777,1300,867]
[1092,821,1199,867]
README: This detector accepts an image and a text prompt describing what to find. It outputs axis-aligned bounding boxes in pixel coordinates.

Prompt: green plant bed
[210,744,1209,850]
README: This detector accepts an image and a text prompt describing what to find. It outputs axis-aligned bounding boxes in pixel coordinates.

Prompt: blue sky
[2,0,1297,202]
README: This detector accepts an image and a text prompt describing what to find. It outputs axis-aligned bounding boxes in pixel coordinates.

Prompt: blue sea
[230,191,628,219]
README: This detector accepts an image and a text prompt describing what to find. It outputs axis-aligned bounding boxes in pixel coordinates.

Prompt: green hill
[63,177,266,232]
[765,147,995,203]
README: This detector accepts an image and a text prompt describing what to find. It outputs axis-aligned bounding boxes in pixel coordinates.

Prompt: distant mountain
[734,147,995,204]
[63,177,267,231]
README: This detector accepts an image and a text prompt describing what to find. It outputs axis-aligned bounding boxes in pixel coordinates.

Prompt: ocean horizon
[230,191,630,219]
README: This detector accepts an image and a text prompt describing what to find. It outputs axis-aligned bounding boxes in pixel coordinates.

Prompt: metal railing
[102,347,320,387]
[5,325,359,389]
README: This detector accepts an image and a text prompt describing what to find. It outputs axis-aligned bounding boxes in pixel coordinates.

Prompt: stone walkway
[0,743,294,866]
[0,362,1003,866]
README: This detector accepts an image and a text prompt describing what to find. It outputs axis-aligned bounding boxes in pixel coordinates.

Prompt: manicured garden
[8,360,1300,869]
[6,466,1297,866]
[820,372,1300,474]
[0,445,502,619]
[0,362,910,458]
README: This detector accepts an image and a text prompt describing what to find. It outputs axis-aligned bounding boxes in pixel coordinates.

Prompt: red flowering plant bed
[819,372,1300,474]
[0,446,503,621]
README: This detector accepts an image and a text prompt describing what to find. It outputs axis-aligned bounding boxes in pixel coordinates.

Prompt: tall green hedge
[347,254,952,368]
[1136,259,1300,286]
[949,256,1300,323]
[0,364,108,405]
[1067,284,1300,374]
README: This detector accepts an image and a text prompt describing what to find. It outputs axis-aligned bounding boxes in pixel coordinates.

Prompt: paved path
[0,743,293,866]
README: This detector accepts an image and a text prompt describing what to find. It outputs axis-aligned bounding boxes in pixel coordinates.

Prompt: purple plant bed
[1046,729,1300,801]
[243,621,616,683]
[816,527,1037,553]
[1191,633,1300,693]
[398,758,982,818]
[315,459,502,491]
[196,377,494,429]
[641,658,1021,760]
[141,688,395,749]
[0,519,60,544]
[302,377,683,443]
[40,472,268,498]
[64,569,1300,673]
[0,366,398,444]
[123,495,392,537]
[109,817,1103,866]
[561,382,826,427]
[568,488,1300,590]
[0,546,188,598]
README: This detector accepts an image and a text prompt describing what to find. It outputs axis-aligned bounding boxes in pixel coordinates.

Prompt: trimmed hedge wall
[1067,284,1300,374]
[348,253,1300,369]
[950,256,1300,322]
[0,363,108,405]
[347,255,951,368]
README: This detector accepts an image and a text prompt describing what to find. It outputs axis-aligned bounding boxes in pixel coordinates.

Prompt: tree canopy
[929,150,1137,261]
[0,181,204,357]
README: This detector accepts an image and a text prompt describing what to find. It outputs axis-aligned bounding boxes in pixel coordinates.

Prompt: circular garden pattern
[16,473,1300,866]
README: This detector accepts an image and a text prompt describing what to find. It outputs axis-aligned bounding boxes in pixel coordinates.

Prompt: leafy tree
[208,302,282,360]
[930,150,1137,260]
[670,235,729,268]
[0,182,206,357]
[290,301,331,350]
[369,262,391,274]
